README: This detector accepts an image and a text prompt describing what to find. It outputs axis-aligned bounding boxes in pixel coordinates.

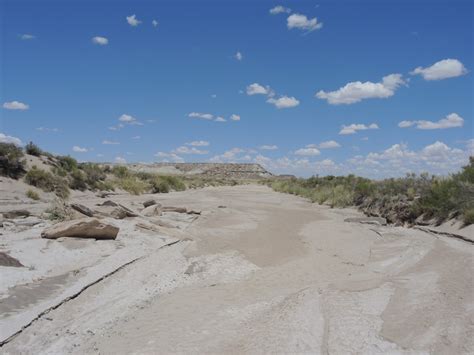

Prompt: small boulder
[162,206,187,213]
[143,199,158,208]
[2,210,31,219]
[41,218,119,240]
[0,252,24,267]
[142,204,162,217]
[71,203,95,217]
[97,200,119,207]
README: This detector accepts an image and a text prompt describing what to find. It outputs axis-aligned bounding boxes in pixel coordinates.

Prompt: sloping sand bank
[1,185,473,354]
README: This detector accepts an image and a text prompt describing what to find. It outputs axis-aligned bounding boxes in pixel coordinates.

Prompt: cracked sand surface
[1,185,473,354]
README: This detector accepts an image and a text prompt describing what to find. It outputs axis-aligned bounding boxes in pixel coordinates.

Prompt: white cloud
[270,5,291,15]
[92,36,108,45]
[267,95,300,109]
[259,145,278,150]
[0,133,22,146]
[215,116,226,122]
[152,19,159,27]
[131,135,141,140]
[319,140,341,149]
[189,112,214,120]
[398,113,464,130]
[411,59,468,81]
[102,140,120,145]
[118,114,142,125]
[20,34,35,40]
[209,147,247,162]
[3,101,29,110]
[235,51,243,61]
[339,123,379,135]
[295,146,321,156]
[36,127,59,132]
[246,83,271,95]
[230,114,240,121]
[115,156,127,164]
[287,13,323,32]
[186,140,209,147]
[73,146,88,153]
[316,73,406,104]
[173,146,208,155]
[154,152,184,163]
[126,14,142,26]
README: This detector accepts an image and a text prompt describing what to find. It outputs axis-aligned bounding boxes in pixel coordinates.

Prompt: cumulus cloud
[126,14,141,26]
[154,152,184,163]
[294,145,321,156]
[235,51,243,61]
[287,13,323,32]
[115,156,127,164]
[92,36,108,45]
[398,113,464,130]
[173,146,208,155]
[270,5,291,15]
[20,34,35,40]
[215,116,226,122]
[230,114,240,121]
[267,95,300,109]
[73,146,88,153]
[259,145,278,150]
[0,133,22,146]
[3,101,29,110]
[316,74,406,105]
[411,59,468,81]
[319,140,341,149]
[189,112,214,120]
[102,140,120,145]
[152,19,159,27]
[339,123,379,135]
[246,83,271,96]
[118,114,142,125]
[186,140,209,147]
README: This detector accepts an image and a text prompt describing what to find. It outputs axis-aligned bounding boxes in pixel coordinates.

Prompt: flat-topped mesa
[121,163,273,179]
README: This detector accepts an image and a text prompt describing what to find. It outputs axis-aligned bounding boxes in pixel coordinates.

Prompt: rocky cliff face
[123,163,273,179]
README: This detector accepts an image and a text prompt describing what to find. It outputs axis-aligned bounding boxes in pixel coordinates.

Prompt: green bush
[463,208,474,225]
[68,169,87,191]
[115,176,149,195]
[111,165,130,179]
[57,155,78,172]
[26,189,40,200]
[0,143,26,178]
[25,142,43,156]
[25,167,70,199]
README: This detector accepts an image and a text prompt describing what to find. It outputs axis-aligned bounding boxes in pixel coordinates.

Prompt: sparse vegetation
[269,157,474,226]
[26,189,40,200]
[45,198,74,221]
[25,166,70,199]
[25,141,43,156]
[0,143,26,178]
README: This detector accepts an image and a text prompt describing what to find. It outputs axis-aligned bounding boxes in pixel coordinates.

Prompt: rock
[41,218,119,240]
[97,200,119,207]
[143,199,158,208]
[344,217,387,226]
[117,204,139,217]
[218,205,227,209]
[162,206,187,213]
[0,251,24,267]
[70,203,95,217]
[95,203,138,219]
[187,210,201,215]
[2,209,31,219]
[142,204,162,217]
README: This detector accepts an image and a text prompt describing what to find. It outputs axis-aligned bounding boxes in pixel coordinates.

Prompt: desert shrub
[79,163,107,189]
[0,142,26,178]
[25,167,70,199]
[95,180,115,191]
[57,155,78,172]
[45,198,73,221]
[330,185,354,208]
[463,208,474,225]
[158,175,186,191]
[68,169,87,190]
[26,189,40,200]
[149,177,170,193]
[136,172,186,193]
[115,176,149,195]
[25,141,43,156]
[111,165,130,179]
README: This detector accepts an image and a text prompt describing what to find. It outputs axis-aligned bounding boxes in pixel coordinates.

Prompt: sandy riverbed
[1,185,473,354]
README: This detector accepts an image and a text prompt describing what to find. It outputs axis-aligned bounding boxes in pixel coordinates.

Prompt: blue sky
[1,0,472,177]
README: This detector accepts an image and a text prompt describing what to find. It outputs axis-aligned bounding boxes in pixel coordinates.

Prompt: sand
[0,185,473,354]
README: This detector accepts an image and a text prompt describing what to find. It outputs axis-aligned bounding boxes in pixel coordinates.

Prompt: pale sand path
[2,185,473,354]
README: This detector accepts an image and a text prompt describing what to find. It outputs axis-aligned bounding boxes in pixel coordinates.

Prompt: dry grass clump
[26,189,40,200]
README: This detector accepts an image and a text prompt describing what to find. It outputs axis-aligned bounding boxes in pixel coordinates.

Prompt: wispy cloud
[318,140,341,149]
[270,5,291,15]
[36,127,59,132]
[398,113,464,130]
[294,145,321,156]
[234,51,243,61]
[152,19,159,27]
[259,145,278,150]
[339,123,379,135]
[316,74,406,105]
[230,114,241,121]
[19,34,35,40]
[102,140,120,145]
[186,140,210,147]
[92,36,108,45]
[189,112,214,120]
[173,146,209,155]
[287,13,323,32]
[73,146,88,153]
[3,101,29,110]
